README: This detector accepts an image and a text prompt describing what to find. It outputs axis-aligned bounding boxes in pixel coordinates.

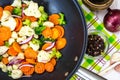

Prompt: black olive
[86,34,105,57]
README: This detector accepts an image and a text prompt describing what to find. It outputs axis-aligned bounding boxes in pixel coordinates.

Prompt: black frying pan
[0,0,106,80]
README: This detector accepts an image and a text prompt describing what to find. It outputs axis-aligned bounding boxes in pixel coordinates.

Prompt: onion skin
[104,8,120,32]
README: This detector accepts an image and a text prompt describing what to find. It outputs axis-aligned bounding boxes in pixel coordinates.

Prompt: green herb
[23,19,31,26]
[12,7,22,16]
[34,26,46,35]
[59,13,66,25]
[4,41,10,47]
[0,56,2,60]
[7,71,12,76]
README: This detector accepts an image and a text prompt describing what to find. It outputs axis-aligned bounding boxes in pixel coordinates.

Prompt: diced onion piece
[0,46,9,55]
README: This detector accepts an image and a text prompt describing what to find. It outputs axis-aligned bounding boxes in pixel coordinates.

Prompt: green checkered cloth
[71,0,120,80]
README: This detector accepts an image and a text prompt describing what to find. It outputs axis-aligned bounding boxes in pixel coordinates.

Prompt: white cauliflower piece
[7,66,13,71]
[29,41,40,51]
[21,44,29,50]
[16,36,26,43]
[2,53,9,58]
[12,65,19,70]
[8,38,15,45]
[37,50,51,63]
[0,10,11,22]
[43,21,54,28]
[11,0,22,8]
[30,21,39,28]
[17,53,24,59]
[11,70,23,79]
[18,26,35,37]
[11,31,18,39]
[0,62,4,68]
[1,63,7,72]
[1,16,16,31]
[0,46,9,55]
[8,56,15,62]
[23,1,41,18]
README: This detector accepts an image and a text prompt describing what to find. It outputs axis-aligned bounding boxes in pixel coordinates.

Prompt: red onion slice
[45,42,55,51]
[19,64,34,69]
[12,15,22,18]
[19,35,34,45]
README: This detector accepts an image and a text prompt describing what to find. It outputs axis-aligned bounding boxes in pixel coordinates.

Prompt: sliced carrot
[26,59,36,64]
[49,14,60,25]
[4,5,14,13]
[2,57,9,65]
[22,15,37,22]
[42,43,52,50]
[56,38,67,50]
[15,18,22,32]
[24,48,38,59]
[0,7,3,19]
[42,27,53,38]
[7,46,18,56]
[35,62,45,74]
[12,42,22,53]
[23,67,34,75]
[0,40,4,46]
[21,66,31,72]
[55,25,65,38]
[0,26,11,41]
[51,27,60,39]
[45,62,54,72]
[50,58,56,66]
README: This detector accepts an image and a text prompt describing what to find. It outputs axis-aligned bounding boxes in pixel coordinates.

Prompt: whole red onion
[104,8,120,32]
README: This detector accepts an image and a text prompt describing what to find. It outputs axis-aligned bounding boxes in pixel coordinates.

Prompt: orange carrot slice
[24,48,38,59]
[45,62,54,72]
[0,40,4,46]
[7,46,18,56]
[0,26,11,41]
[26,59,36,64]
[51,27,60,39]
[2,57,9,65]
[42,43,52,50]
[49,14,60,25]
[12,42,22,53]
[42,27,53,38]
[50,58,56,66]
[4,5,14,13]
[0,7,3,19]
[15,18,22,32]
[35,62,45,74]
[56,38,67,50]
[55,25,65,38]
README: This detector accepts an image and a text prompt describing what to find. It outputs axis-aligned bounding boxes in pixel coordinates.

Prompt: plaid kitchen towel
[71,0,120,80]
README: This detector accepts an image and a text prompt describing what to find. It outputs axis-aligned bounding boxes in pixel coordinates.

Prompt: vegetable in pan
[0,0,67,79]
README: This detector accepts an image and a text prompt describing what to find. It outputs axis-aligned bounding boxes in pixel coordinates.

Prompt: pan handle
[75,66,107,80]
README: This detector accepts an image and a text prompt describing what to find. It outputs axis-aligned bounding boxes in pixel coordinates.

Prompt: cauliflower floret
[2,53,9,58]
[23,1,41,18]
[21,44,29,50]
[1,16,16,31]
[37,50,51,63]
[30,21,39,28]
[12,65,19,70]
[8,56,15,62]
[18,26,35,37]
[43,21,54,28]
[17,53,24,59]
[1,63,7,72]
[11,0,22,8]
[29,41,40,51]
[16,36,26,43]
[11,70,23,79]
[8,38,15,45]
[0,10,11,22]
[11,31,18,39]
[0,46,9,55]
[0,62,4,68]
[7,66,13,71]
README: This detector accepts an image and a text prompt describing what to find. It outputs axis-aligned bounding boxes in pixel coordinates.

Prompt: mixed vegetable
[0,0,67,79]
